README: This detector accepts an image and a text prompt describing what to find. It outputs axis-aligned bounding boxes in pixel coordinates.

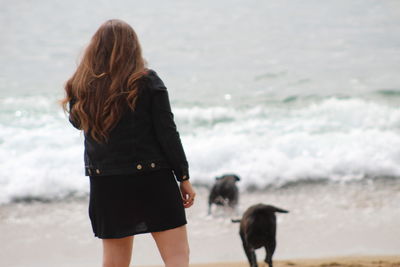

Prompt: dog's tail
[271,206,289,213]
[231,219,241,223]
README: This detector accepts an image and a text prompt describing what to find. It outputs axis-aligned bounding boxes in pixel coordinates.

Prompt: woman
[61,19,195,267]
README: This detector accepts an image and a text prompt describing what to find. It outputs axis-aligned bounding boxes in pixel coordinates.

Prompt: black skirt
[88,168,187,239]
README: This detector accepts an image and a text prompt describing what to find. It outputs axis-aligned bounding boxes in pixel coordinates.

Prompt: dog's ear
[234,175,241,181]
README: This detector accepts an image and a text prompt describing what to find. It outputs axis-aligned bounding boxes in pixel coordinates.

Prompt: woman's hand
[180,180,196,208]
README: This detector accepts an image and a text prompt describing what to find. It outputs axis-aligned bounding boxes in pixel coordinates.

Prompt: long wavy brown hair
[61,19,147,143]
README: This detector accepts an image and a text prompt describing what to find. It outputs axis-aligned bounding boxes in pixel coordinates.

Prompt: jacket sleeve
[149,71,190,182]
[68,97,81,129]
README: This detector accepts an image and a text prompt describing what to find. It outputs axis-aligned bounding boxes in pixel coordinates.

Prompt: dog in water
[232,204,289,267]
[208,174,240,215]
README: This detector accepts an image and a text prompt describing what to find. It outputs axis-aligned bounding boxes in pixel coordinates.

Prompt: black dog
[208,174,240,214]
[232,204,288,267]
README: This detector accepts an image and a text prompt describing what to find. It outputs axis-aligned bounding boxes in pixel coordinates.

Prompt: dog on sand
[232,203,289,267]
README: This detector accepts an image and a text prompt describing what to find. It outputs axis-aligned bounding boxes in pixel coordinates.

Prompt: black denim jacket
[68,70,189,182]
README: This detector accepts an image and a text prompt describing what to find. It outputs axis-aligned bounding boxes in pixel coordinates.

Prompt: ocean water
[1,0,400,204]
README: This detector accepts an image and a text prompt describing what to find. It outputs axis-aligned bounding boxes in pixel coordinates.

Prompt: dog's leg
[228,200,239,217]
[208,203,212,215]
[234,204,240,217]
[240,232,258,267]
[249,248,258,267]
[264,239,276,267]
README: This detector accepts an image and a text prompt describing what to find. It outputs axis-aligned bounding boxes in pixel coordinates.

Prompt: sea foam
[0,96,399,203]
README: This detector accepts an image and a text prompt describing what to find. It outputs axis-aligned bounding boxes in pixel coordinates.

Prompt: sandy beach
[1,1,400,267]
[1,180,399,267]
[140,256,400,267]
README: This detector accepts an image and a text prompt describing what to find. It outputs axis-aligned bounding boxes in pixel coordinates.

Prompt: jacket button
[88,169,92,175]
[150,163,156,168]
[96,169,100,174]
[136,164,142,170]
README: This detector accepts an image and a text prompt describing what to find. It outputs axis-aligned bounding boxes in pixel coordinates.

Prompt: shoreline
[139,255,400,267]
[1,182,399,267]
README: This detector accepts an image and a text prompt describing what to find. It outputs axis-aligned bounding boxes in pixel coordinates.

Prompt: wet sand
[0,180,399,267]
[140,255,400,267]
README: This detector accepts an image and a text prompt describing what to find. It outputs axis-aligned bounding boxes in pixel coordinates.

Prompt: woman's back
[61,19,194,267]
[74,69,189,180]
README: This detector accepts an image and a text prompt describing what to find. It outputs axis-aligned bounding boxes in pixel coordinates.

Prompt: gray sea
[0,0,399,265]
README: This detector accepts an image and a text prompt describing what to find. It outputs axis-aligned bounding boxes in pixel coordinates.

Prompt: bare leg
[102,236,134,267]
[151,225,190,267]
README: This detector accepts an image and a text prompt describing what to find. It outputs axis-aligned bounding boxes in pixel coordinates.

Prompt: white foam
[180,98,400,186]
[1,96,400,203]
[0,97,87,203]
